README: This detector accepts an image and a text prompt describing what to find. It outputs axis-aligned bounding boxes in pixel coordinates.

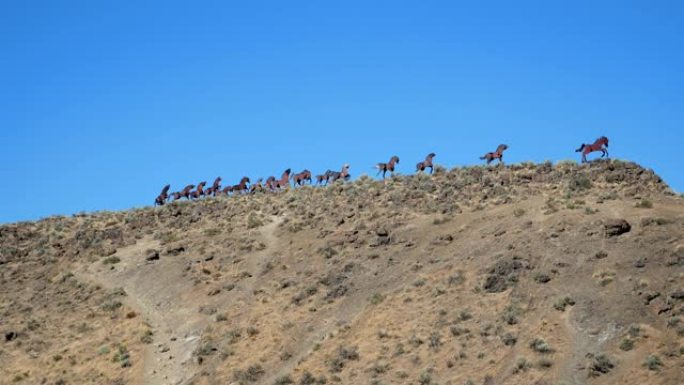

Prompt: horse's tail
[479,155,487,160]
[575,144,585,152]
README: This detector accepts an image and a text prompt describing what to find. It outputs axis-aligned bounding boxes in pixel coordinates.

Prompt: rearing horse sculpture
[575,136,609,163]
[276,169,292,189]
[480,144,508,165]
[189,181,207,200]
[155,184,171,206]
[206,177,222,197]
[376,156,399,179]
[416,153,436,174]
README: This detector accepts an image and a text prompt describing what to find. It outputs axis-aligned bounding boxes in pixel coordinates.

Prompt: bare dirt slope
[1,160,683,385]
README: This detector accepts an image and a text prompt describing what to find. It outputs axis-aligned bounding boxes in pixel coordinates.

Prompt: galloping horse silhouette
[575,136,609,163]
[327,164,350,183]
[291,169,312,186]
[416,153,436,174]
[189,181,207,200]
[179,184,195,200]
[205,177,222,197]
[480,144,508,165]
[231,177,251,194]
[376,156,399,179]
[155,184,171,206]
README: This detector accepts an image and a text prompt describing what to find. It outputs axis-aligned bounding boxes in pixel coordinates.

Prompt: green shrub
[643,355,663,371]
[553,297,576,311]
[529,338,553,353]
[619,338,634,351]
[588,354,614,377]
[102,256,121,264]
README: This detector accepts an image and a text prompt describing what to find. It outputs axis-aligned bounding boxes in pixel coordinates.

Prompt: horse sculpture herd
[154,136,610,206]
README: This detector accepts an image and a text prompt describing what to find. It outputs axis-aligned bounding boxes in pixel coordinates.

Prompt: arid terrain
[1,160,683,385]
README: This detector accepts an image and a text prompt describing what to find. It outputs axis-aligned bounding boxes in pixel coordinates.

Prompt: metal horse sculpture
[189,181,207,200]
[231,177,251,194]
[416,153,436,174]
[376,156,400,179]
[575,136,609,163]
[250,178,264,193]
[205,177,222,197]
[326,164,350,183]
[265,176,278,191]
[178,184,196,200]
[155,184,171,206]
[291,169,312,187]
[480,144,508,165]
[276,169,292,189]
[315,173,330,185]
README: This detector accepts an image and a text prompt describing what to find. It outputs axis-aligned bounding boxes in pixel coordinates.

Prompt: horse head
[391,156,400,164]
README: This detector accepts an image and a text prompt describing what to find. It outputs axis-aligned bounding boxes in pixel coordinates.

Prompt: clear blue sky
[2,1,683,223]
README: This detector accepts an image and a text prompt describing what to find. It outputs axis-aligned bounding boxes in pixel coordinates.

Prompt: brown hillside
[1,160,683,385]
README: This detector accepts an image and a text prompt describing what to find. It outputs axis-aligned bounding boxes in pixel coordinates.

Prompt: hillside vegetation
[1,160,683,385]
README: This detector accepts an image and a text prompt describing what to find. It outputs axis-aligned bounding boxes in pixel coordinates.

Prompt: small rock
[604,219,631,237]
[595,251,608,259]
[101,245,117,257]
[146,249,160,261]
[165,243,186,256]
[5,331,17,342]
[670,290,684,300]
[643,291,661,305]
[634,258,646,268]
[374,227,389,237]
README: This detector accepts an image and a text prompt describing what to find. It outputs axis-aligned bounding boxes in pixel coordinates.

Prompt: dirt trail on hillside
[77,238,206,385]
